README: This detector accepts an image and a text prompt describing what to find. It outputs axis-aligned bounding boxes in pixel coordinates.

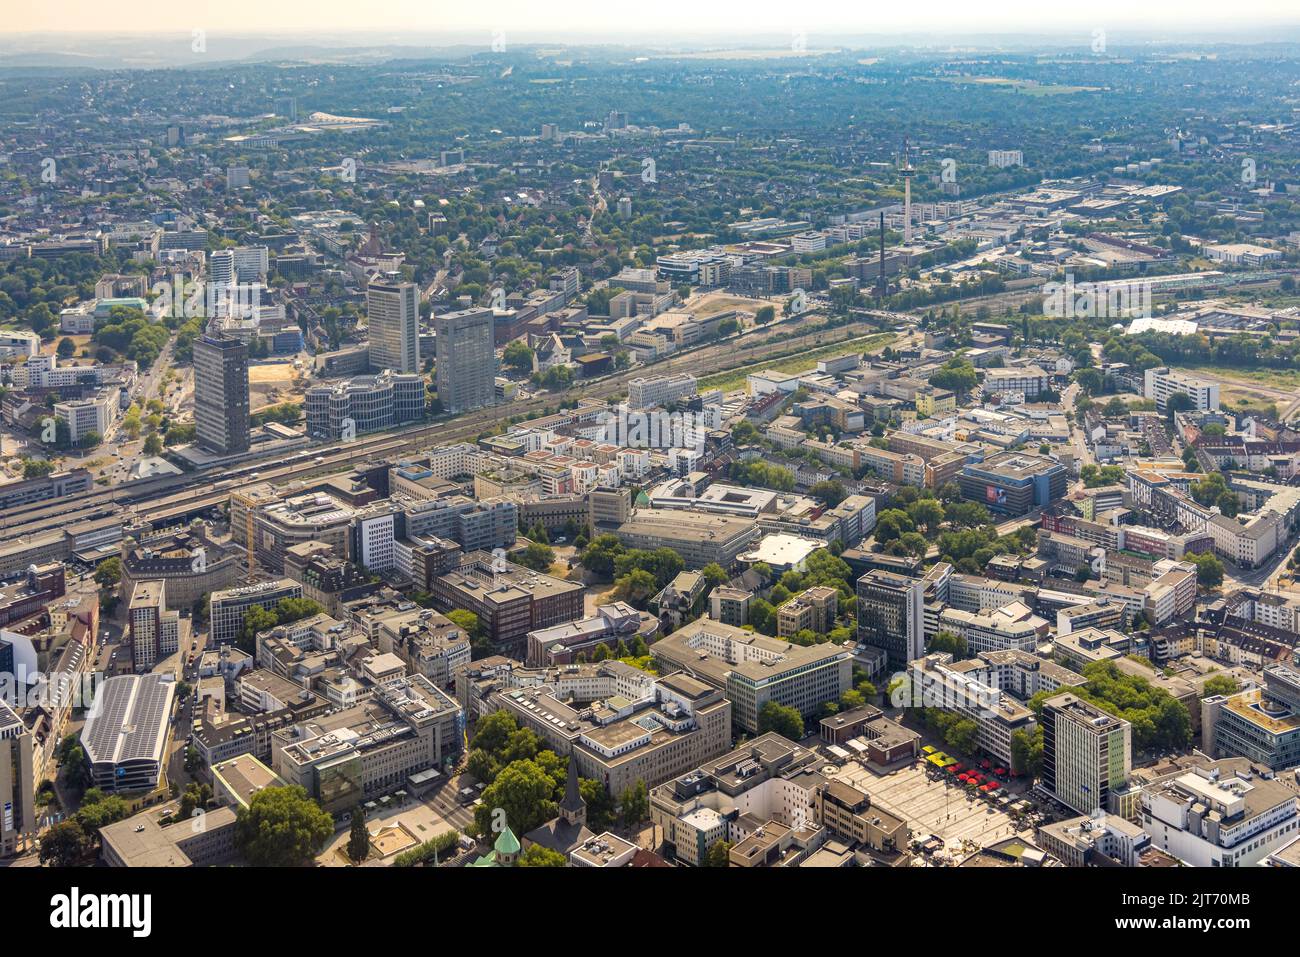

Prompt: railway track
[0,315,902,544]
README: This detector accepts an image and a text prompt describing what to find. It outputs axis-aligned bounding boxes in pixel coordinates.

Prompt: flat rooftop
[211,754,285,809]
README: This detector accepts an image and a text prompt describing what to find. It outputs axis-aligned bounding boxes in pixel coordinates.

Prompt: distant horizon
[3,1,1300,41]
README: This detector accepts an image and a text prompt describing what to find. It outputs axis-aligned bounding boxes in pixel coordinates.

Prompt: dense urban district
[3,34,1300,873]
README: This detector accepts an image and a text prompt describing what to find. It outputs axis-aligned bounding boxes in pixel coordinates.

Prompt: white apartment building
[209,249,235,287]
[988,150,1024,168]
[627,373,698,410]
[983,366,1050,398]
[231,245,270,282]
[1143,366,1219,413]
[791,231,828,253]
[54,390,118,445]
[1208,512,1280,569]
[936,601,1049,655]
[946,574,1025,613]
[0,330,41,359]
[1142,559,1198,625]
[1203,243,1284,267]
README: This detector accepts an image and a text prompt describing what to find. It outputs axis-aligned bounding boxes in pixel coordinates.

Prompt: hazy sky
[4,0,1298,38]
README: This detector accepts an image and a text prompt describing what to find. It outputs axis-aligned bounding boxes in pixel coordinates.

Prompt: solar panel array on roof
[82,674,176,767]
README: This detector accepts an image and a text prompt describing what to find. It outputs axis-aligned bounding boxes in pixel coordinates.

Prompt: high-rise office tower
[1041,692,1132,816]
[855,569,925,671]
[367,276,420,374]
[0,700,35,857]
[434,308,497,413]
[209,249,235,288]
[193,333,250,455]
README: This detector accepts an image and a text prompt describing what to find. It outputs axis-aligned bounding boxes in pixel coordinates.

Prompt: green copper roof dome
[493,826,520,856]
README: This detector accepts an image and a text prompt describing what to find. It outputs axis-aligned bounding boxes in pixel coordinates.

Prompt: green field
[921,76,1099,96]
[1185,365,1300,391]
[700,332,896,392]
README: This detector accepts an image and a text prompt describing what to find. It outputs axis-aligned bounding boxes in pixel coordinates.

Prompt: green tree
[514,540,555,572]
[580,533,625,577]
[447,608,481,640]
[700,562,729,590]
[898,531,929,558]
[748,598,776,635]
[810,479,848,507]
[1010,727,1044,778]
[874,508,916,543]
[235,785,334,866]
[73,791,129,834]
[619,779,649,829]
[704,839,733,867]
[93,557,122,589]
[1165,391,1195,424]
[757,701,804,740]
[473,759,559,838]
[612,568,658,609]
[391,830,460,867]
[502,340,535,373]
[235,605,279,654]
[540,365,574,391]
[944,501,990,528]
[930,358,978,395]
[840,689,866,711]
[947,718,979,754]
[347,805,369,864]
[518,845,568,867]
[907,498,946,535]
[928,630,968,658]
[580,777,617,831]
[21,458,55,480]
[1201,674,1240,699]
[1188,551,1224,589]
[39,820,87,867]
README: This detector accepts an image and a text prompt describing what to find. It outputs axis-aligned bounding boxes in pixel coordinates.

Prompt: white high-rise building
[209,249,235,288]
[1143,367,1219,413]
[367,276,421,374]
[1041,693,1132,816]
[231,246,270,283]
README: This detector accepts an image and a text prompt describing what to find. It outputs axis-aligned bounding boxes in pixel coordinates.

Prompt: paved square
[833,760,1020,858]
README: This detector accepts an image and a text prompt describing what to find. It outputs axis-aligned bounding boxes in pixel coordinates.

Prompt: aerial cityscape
[1,2,1297,924]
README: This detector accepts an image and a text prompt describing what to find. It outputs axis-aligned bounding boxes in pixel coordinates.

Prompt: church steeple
[559,757,587,828]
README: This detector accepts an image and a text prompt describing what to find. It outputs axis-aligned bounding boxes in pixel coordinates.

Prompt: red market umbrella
[981,760,991,769]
